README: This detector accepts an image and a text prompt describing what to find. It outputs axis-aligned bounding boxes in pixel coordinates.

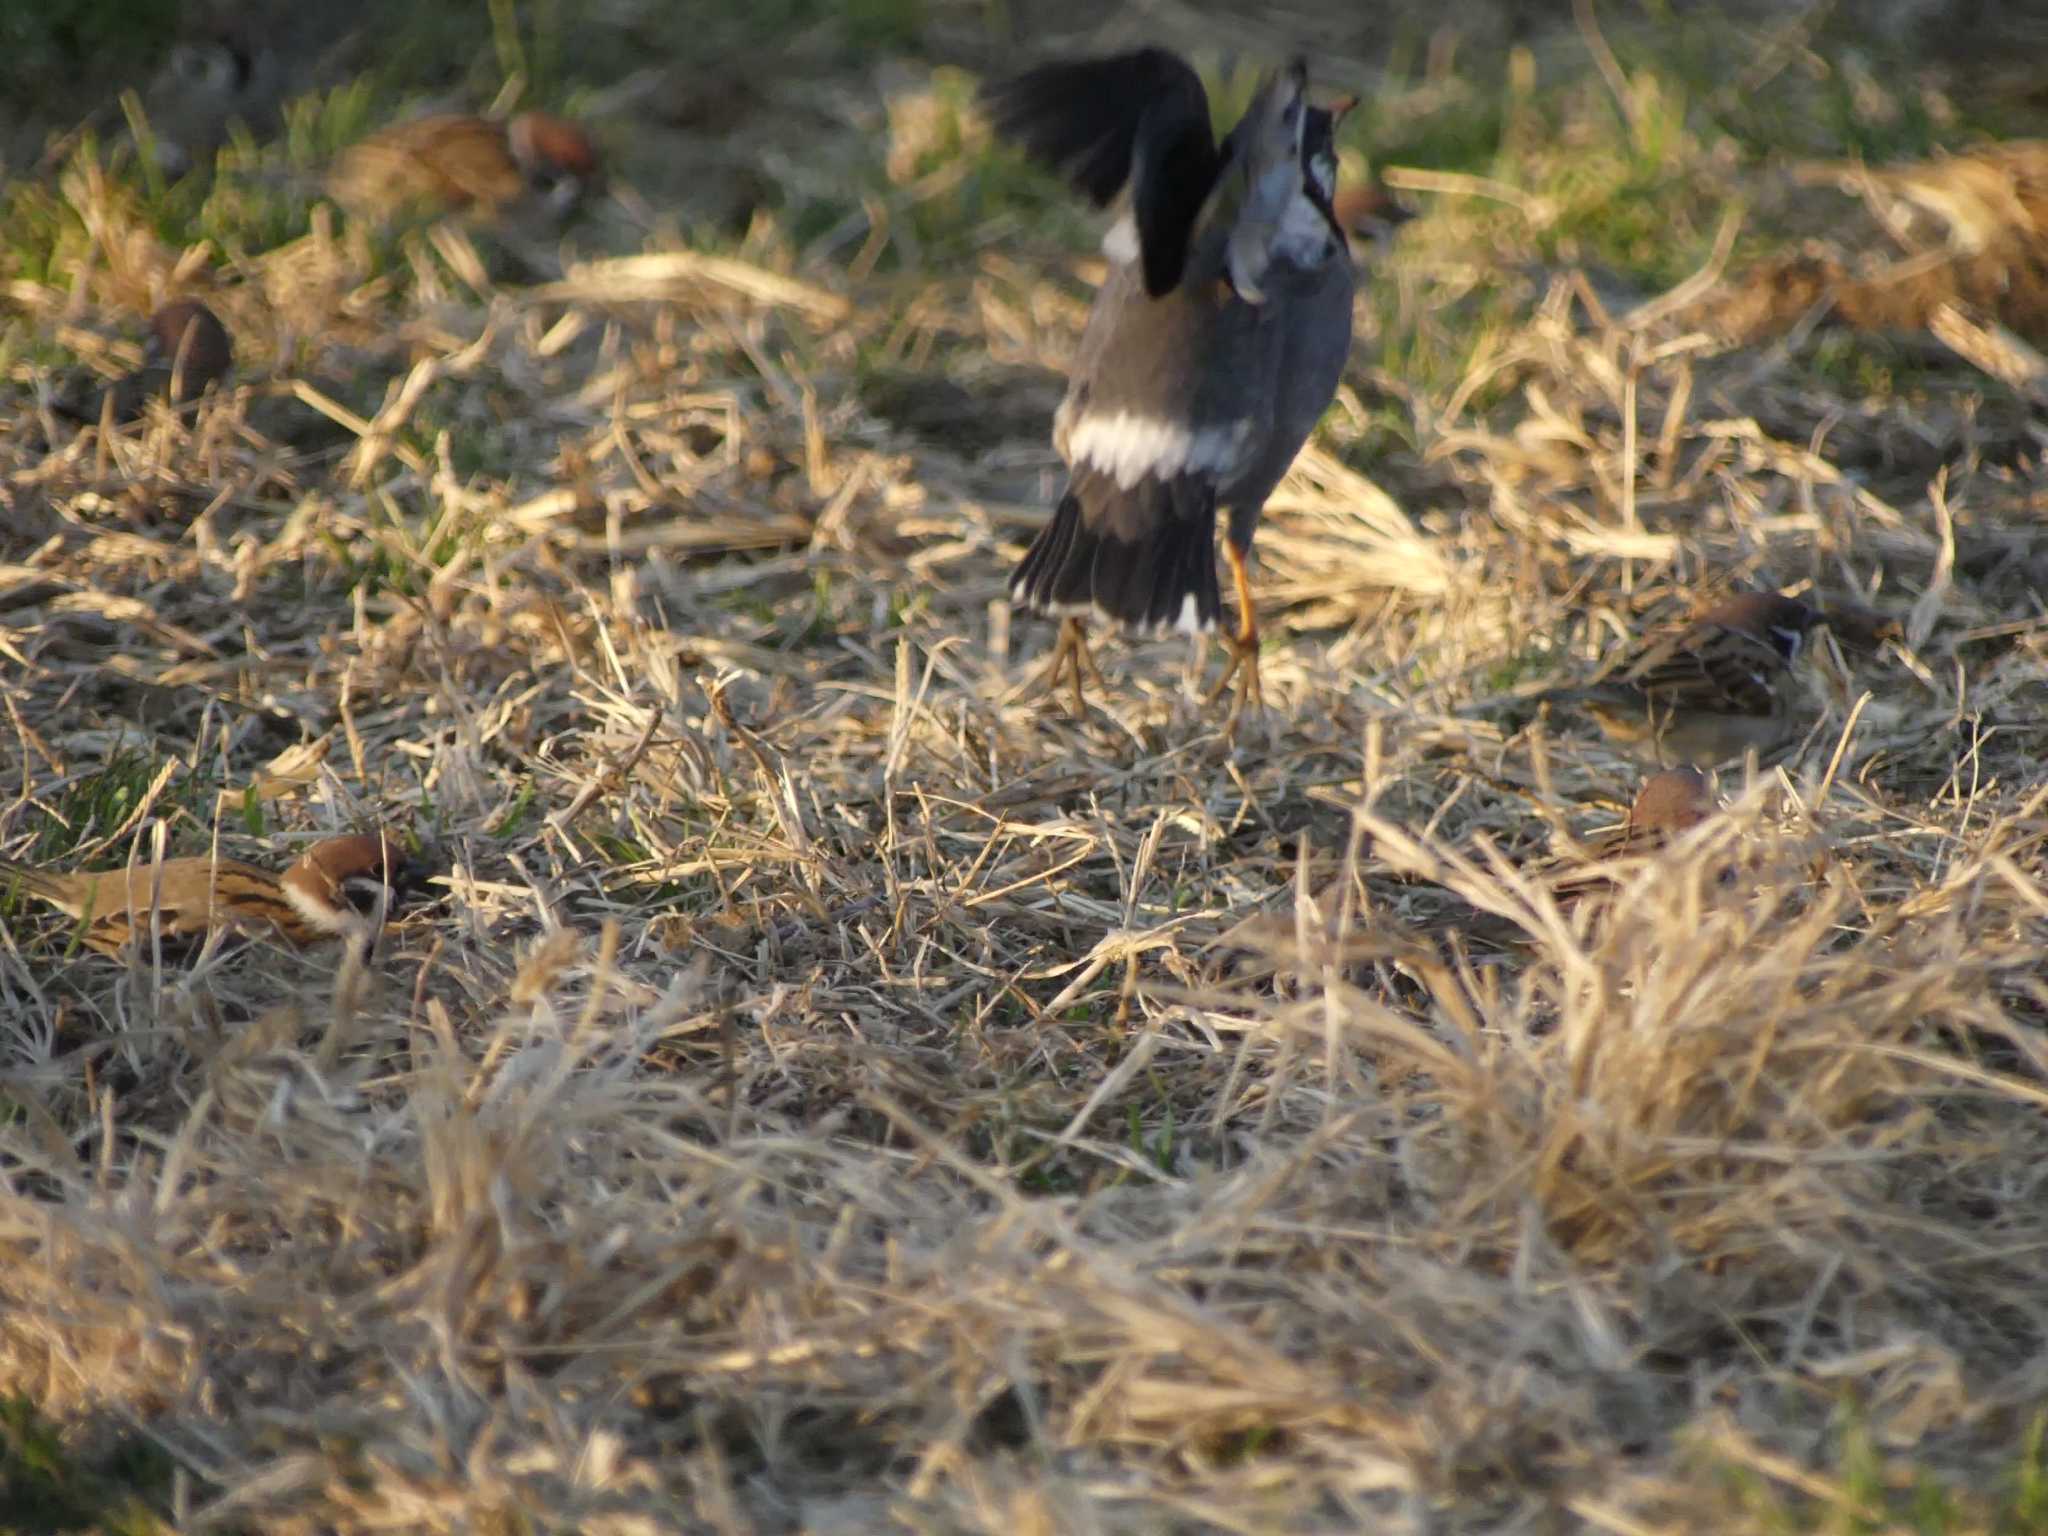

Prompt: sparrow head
[279,830,422,936]
[506,111,602,215]
[1627,767,1714,841]
[143,300,234,401]
[1333,171,1415,248]
[164,36,254,97]
[1695,592,1824,663]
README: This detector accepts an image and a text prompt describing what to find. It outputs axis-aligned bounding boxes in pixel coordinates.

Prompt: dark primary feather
[1131,92,1225,296]
[1011,476,1222,634]
[981,47,1216,208]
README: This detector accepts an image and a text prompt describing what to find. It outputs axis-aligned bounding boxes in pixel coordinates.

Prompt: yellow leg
[1030,617,1106,717]
[1206,541,1263,729]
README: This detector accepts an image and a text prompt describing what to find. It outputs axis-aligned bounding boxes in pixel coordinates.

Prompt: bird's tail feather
[1010,483,1222,636]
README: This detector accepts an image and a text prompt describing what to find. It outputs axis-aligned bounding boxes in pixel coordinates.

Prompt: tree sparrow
[1333,170,1415,249]
[326,111,601,228]
[1535,594,1831,768]
[1615,766,1714,844]
[1790,140,2048,257]
[0,831,414,957]
[1414,769,1722,954]
[1548,767,1718,901]
[53,300,233,425]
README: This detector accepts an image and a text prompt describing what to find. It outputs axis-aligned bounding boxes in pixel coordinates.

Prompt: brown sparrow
[1421,770,1721,953]
[1616,766,1713,842]
[1333,171,1416,248]
[326,112,600,228]
[1584,768,1714,856]
[1790,140,2048,257]
[1535,594,1829,768]
[54,300,234,425]
[1541,768,1717,905]
[0,831,413,957]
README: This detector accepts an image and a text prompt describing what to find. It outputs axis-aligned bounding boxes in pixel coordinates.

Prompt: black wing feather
[1012,473,1222,635]
[982,46,1219,210]
[1131,95,1224,296]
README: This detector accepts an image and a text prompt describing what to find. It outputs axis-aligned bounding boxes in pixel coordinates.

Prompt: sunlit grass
[1,4,2046,1534]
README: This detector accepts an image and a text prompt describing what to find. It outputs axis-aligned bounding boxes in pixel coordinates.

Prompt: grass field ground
[3,1,2047,1530]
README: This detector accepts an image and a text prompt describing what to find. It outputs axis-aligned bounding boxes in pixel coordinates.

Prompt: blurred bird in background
[0,830,418,957]
[325,110,602,231]
[51,299,234,425]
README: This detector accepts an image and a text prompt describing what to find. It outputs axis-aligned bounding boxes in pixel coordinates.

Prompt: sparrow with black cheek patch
[1333,172,1415,249]
[0,831,415,957]
[326,112,601,230]
[279,832,421,939]
[986,48,1399,728]
[1532,594,1832,769]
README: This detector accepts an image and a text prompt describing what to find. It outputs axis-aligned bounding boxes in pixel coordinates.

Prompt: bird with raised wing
[986,48,1405,725]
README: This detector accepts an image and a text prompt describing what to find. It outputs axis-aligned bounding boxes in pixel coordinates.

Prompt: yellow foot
[1030,617,1107,717]
[1208,538,1265,738]
[1206,626,1265,737]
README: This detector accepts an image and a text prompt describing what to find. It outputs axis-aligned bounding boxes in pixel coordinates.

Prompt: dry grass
[4,4,2048,1532]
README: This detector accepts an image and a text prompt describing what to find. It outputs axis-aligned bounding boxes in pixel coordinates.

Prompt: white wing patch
[1057,408,1249,491]
[1101,212,1140,266]
[1035,595,1216,637]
